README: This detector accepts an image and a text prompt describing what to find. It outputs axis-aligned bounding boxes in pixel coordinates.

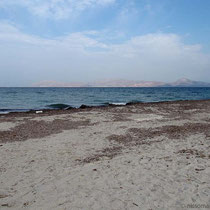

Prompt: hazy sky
[0,0,210,86]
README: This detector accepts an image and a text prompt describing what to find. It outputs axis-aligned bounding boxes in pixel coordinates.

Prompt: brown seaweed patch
[0,119,93,143]
[112,114,131,122]
[130,123,210,139]
[107,133,164,146]
[107,123,210,146]
[177,149,209,159]
[82,146,123,163]
[108,105,155,114]
[0,194,10,199]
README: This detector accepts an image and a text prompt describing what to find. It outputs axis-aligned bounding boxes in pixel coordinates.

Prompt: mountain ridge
[33,78,210,87]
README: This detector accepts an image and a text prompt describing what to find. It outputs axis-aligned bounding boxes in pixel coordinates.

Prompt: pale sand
[0,100,210,209]
[0,122,21,131]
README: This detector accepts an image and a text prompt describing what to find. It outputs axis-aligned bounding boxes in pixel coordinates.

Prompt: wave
[126,100,142,105]
[0,109,10,114]
[46,103,72,110]
[102,102,127,107]
[0,100,144,114]
[109,102,127,106]
[105,101,142,106]
[80,101,142,108]
[6,91,17,94]
[0,109,30,114]
[36,91,44,94]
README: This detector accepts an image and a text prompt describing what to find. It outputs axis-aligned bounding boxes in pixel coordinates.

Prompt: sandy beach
[0,100,210,209]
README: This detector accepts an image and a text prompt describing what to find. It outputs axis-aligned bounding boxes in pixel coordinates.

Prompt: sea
[0,87,210,113]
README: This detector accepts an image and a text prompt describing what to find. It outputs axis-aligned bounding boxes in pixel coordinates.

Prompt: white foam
[0,111,9,114]
[109,102,126,106]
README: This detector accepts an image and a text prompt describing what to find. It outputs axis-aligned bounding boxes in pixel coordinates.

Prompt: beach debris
[35,111,43,114]
[80,104,92,109]
[195,168,205,171]
[1,204,9,207]
[133,203,139,206]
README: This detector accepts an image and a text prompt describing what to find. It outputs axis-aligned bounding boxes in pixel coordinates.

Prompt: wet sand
[0,100,210,209]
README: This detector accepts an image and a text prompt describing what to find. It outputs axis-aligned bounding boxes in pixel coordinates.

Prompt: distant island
[33,78,210,87]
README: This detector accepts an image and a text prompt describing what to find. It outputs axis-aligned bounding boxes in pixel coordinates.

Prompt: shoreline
[0,99,210,116]
[1,98,210,117]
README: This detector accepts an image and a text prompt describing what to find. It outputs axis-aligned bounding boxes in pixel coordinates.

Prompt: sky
[0,0,210,86]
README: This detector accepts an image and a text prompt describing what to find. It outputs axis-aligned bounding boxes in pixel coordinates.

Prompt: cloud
[0,0,116,19]
[0,22,210,86]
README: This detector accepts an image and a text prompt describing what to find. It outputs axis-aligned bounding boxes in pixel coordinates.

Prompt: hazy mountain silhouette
[33,78,210,87]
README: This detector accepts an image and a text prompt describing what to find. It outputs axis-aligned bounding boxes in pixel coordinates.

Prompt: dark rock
[79,105,91,109]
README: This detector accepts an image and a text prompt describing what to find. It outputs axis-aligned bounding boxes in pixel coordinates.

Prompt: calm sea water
[0,87,210,113]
